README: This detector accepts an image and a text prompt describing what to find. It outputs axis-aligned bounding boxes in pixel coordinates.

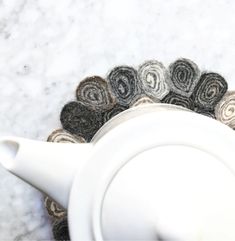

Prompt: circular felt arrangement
[45,58,234,241]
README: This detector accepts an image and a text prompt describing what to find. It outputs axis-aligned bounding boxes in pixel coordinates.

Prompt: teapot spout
[0,136,93,208]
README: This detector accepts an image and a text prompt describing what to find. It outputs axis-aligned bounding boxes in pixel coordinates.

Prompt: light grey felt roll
[130,95,159,107]
[107,66,141,106]
[138,60,170,100]
[76,76,115,111]
[168,58,200,97]
[193,72,228,110]
[215,91,235,128]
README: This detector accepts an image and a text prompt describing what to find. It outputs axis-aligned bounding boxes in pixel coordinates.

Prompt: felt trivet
[138,60,170,100]
[193,72,228,110]
[107,66,141,106]
[215,91,235,129]
[168,58,200,97]
[45,58,233,241]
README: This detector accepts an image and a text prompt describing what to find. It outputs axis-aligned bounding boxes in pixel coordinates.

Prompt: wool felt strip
[47,129,85,143]
[76,76,115,111]
[130,95,159,107]
[52,217,70,241]
[103,104,128,123]
[60,101,103,142]
[138,60,170,100]
[107,66,141,106]
[193,72,228,110]
[194,107,215,119]
[168,58,200,97]
[162,91,194,110]
[215,91,235,129]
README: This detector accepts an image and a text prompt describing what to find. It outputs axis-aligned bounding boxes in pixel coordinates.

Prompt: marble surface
[1,0,235,240]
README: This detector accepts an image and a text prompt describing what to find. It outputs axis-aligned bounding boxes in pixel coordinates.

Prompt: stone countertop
[1,0,235,240]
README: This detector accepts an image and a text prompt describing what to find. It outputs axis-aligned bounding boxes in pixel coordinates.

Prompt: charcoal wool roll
[60,101,103,142]
[107,66,140,106]
[44,196,66,220]
[193,72,228,110]
[194,107,215,119]
[76,76,115,111]
[162,92,194,110]
[169,58,200,97]
[215,91,235,129]
[47,129,85,143]
[52,217,70,241]
[103,104,128,123]
[138,60,170,100]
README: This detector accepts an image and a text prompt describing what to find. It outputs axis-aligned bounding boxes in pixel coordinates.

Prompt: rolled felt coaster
[138,60,170,100]
[52,217,70,241]
[103,104,128,123]
[194,107,215,119]
[44,196,67,220]
[168,58,200,97]
[107,66,141,106]
[162,91,194,110]
[130,95,159,107]
[76,76,115,111]
[193,72,228,110]
[47,129,86,143]
[60,101,103,142]
[215,91,235,129]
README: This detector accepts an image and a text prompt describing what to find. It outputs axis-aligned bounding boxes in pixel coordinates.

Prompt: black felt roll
[193,72,228,110]
[60,101,103,142]
[194,107,215,119]
[168,58,200,97]
[76,76,115,111]
[102,104,128,123]
[107,66,141,106]
[161,91,194,110]
[52,217,70,241]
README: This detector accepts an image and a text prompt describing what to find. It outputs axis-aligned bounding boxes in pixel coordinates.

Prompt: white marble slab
[0,0,235,239]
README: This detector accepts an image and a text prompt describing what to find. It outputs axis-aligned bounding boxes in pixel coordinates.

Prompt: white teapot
[1,104,235,241]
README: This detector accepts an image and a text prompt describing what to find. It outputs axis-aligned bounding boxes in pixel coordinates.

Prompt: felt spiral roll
[215,91,235,128]
[169,58,200,97]
[76,76,115,111]
[60,101,103,141]
[138,60,170,100]
[103,104,128,123]
[44,196,66,220]
[107,66,140,106]
[47,129,85,143]
[194,107,215,119]
[193,72,228,110]
[130,95,159,107]
[52,217,70,241]
[162,92,194,110]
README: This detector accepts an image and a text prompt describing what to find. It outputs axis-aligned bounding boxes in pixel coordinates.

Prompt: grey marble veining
[1,0,235,240]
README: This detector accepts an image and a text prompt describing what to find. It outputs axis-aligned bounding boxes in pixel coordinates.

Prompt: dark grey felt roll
[138,60,170,100]
[107,66,141,106]
[76,76,115,111]
[194,107,215,119]
[52,217,70,241]
[60,101,103,142]
[168,58,200,97]
[193,72,228,110]
[161,91,194,110]
[102,104,128,123]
